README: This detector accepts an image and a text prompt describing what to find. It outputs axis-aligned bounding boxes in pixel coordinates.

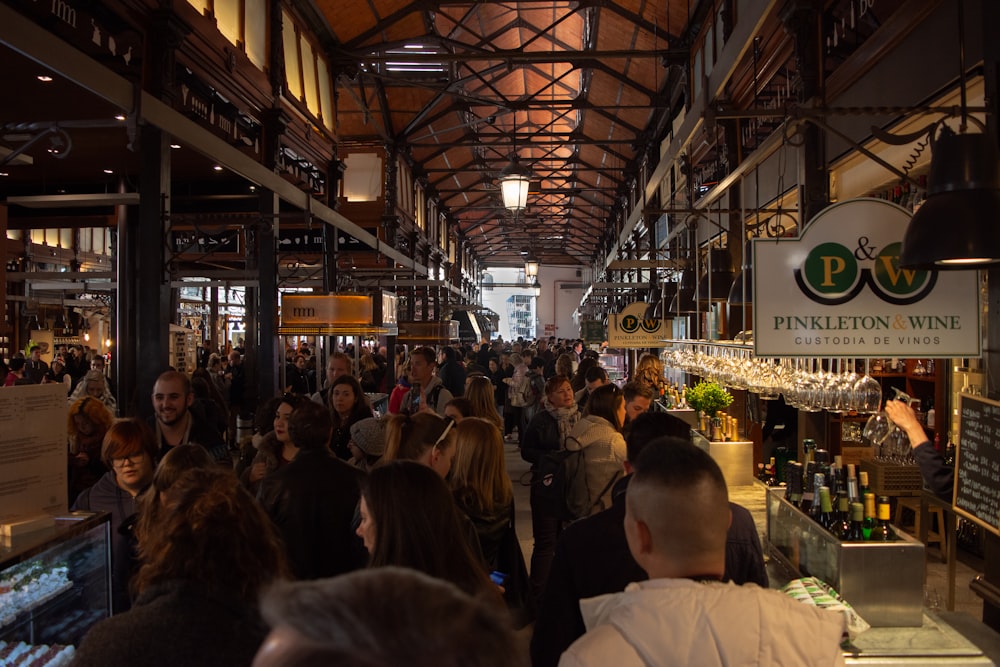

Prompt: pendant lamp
[669,267,697,313]
[900,127,1000,268]
[696,248,736,304]
[728,241,754,305]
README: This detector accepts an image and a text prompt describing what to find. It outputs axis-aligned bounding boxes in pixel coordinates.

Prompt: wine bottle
[862,492,876,540]
[871,495,894,541]
[846,463,859,503]
[847,502,866,541]
[833,494,851,539]
[785,462,803,507]
[859,471,871,498]
[808,473,826,521]
[817,486,835,531]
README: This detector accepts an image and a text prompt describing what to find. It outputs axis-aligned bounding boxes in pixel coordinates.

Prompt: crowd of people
[3,335,852,665]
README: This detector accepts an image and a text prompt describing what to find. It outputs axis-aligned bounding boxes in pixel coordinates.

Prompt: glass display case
[0,512,110,663]
[598,352,626,385]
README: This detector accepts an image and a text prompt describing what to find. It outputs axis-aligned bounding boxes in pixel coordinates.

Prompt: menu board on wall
[954,394,1000,536]
[0,383,68,524]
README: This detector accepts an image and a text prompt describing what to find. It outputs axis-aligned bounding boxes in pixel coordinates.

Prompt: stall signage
[280,295,372,326]
[608,302,669,348]
[753,198,980,358]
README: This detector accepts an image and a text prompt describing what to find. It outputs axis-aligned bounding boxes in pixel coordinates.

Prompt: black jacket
[521,410,562,469]
[73,580,265,667]
[258,448,366,579]
[912,439,953,499]
[530,475,769,667]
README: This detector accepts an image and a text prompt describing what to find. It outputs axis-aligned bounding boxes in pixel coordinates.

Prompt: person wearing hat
[349,417,386,472]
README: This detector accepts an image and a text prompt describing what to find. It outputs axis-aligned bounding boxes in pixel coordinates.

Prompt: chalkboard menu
[955,394,1000,535]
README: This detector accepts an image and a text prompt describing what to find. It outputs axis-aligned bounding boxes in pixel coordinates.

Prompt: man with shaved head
[559,438,846,667]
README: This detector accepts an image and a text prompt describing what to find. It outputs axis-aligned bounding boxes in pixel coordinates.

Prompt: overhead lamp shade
[499,155,532,211]
[900,130,1000,269]
[728,241,754,305]
[524,256,539,277]
[696,248,736,304]
[53,311,67,330]
[669,268,697,313]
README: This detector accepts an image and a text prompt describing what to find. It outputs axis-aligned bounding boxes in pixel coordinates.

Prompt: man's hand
[883,400,927,448]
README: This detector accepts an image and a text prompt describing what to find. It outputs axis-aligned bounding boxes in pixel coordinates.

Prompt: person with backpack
[565,384,626,518]
[520,375,580,599]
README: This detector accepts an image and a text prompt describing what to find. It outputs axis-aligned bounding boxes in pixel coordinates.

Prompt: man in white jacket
[559,438,846,667]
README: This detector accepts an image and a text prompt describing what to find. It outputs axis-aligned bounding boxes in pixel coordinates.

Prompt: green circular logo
[802,243,858,296]
[871,242,930,295]
[620,314,640,333]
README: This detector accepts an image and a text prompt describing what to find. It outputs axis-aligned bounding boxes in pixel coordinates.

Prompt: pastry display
[0,565,72,627]
[0,640,75,666]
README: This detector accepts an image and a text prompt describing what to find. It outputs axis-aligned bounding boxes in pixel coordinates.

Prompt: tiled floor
[505,441,987,622]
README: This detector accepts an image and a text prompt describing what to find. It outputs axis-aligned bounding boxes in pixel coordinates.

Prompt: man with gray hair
[252,567,523,667]
[559,438,846,667]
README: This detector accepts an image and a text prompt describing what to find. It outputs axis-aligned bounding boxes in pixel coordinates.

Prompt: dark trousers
[505,406,522,437]
[529,481,564,601]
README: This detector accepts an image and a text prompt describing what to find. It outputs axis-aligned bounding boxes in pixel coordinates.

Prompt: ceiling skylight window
[369,43,447,76]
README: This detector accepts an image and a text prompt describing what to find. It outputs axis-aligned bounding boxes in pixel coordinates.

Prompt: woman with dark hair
[71,419,158,613]
[569,357,598,393]
[357,460,500,603]
[240,393,307,495]
[566,383,627,513]
[520,375,581,598]
[444,396,473,422]
[74,467,288,666]
[383,412,457,479]
[326,375,373,460]
[67,396,114,503]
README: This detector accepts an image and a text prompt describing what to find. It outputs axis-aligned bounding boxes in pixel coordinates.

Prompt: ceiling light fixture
[36,75,53,82]
[213,165,224,172]
[103,168,113,174]
[524,253,539,278]
[170,143,181,149]
[900,0,1000,269]
[499,154,531,212]
[532,277,541,297]
[114,114,126,121]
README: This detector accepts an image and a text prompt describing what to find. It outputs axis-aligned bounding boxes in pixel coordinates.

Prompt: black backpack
[533,436,621,521]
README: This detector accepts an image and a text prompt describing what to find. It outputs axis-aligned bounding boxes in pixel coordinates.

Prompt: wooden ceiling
[322,0,705,268]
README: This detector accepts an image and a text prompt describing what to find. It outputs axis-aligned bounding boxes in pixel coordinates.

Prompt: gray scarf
[544,398,580,446]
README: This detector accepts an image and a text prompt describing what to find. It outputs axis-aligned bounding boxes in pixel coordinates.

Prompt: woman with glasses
[240,393,305,496]
[71,418,158,613]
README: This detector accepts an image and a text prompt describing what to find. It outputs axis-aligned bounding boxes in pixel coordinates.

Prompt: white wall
[480,265,585,341]
[536,265,585,341]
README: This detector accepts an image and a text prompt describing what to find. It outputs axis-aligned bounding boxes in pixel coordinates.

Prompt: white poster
[0,383,68,523]
[753,198,981,358]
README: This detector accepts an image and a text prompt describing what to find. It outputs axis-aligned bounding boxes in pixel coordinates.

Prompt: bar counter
[727,482,1000,665]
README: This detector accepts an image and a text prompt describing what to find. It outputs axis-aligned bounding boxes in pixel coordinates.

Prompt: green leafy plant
[685,380,733,417]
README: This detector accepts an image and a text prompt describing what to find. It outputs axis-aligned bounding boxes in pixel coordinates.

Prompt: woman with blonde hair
[451,418,513,563]
[633,351,667,394]
[554,353,575,381]
[451,417,532,626]
[383,412,457,479]
[465,375,503,430]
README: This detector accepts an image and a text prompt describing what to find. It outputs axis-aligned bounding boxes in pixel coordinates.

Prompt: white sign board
[0,383,69,522]
[608,302,670,348]
[754,198,981,358]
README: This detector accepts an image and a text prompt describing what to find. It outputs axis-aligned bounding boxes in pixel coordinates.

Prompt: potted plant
[685,381,733,439]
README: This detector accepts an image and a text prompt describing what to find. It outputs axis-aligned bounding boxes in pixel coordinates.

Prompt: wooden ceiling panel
[322,0,698,269]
